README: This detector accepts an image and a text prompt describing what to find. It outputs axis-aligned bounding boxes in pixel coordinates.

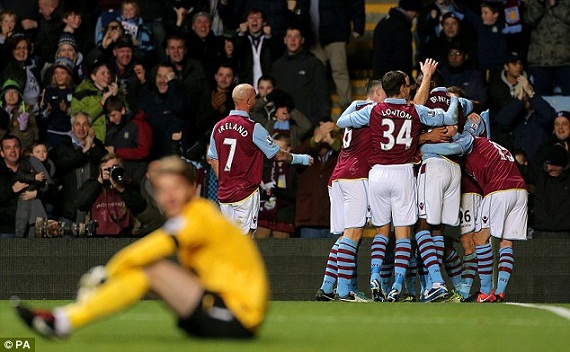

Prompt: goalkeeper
[14,156,268,339]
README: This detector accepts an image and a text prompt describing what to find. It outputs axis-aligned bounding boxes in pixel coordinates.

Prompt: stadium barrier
[0,238,568,302]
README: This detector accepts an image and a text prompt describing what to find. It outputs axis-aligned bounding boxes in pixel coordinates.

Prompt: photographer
[75,153,146,237]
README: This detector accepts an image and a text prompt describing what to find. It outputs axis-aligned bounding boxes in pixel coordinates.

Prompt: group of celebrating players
[316,58,527,304]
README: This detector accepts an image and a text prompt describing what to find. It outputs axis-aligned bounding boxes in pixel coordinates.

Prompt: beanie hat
[555,111,570,123]
[1,79,22,95]
[441,12,459,24]
[399,0,423,12]
[545,146,568,168]
[58,33,77,50]
[53,57,76,75]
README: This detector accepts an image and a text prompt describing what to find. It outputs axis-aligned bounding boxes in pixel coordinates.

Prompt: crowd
[0,0,568,240]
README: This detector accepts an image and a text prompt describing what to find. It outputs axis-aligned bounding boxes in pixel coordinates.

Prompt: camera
[35,217,99,238]
[108,165,125,183]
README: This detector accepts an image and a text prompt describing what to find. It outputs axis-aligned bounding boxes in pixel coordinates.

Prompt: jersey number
[342,129,353,149]
[380,119,413,150]
[490,141,515,162]
[223,138,237,171]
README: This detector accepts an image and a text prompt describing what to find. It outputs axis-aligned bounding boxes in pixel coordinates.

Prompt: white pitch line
[507,303,570,321]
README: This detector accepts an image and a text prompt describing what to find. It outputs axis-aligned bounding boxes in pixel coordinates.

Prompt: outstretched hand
[420,58,438,77]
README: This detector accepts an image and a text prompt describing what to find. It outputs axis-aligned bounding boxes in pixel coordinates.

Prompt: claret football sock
[370,234,389,284]
[444,248,463,289]
[391,238,412,293]
[458,252,477,299]
[495,247,514,296]
[475,243,493,295]
[379,253,394,294]
[320,237,341,294]
[337,237,358,298]
[415,230,444,284]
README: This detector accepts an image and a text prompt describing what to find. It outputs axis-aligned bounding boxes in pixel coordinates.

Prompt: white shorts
[219,189,260,235]
[460,192,482,235]
[329,179,369,234]
[480,189,528,241]
[417,158,461,226]
[369,164,417,227]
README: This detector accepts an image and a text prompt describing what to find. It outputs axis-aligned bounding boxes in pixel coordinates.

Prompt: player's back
[212,114,264,203]
[369,101,423,165]
[176,198,268,330]
[465,137,526,195]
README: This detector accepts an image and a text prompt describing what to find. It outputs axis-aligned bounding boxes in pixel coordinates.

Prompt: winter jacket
[71,79,107,142]
[0,106,39,152]
[524,0,570,67]
[532,169,570,232]
[373,7,414,78]
[0,161,20,234]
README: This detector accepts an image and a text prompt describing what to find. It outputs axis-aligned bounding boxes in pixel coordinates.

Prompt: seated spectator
[295,121,340,238]
[250,75,276,124]
[440,43,487,105]
[51,112,108,225]
[39,57,75,148]
[531,146,570,238]
[86,19,125,67]
[263,89,312,150]
[256,133,298,239]
[104,96,152,184]
[0,78,39,152]
[41,33,86,86]
[0,10,18,49]
[532,111,570,178]
[492,73,555,162]
[488,53,528,125]
[0,34,41,114]
[75,152,146,237]
[72,59,123,143]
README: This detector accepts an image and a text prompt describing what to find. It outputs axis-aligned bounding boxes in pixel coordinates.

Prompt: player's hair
[153,156,196,185]
[364,79,382,96]
[447,86,465,98]
[416,70,445,89]
[381,70,408,97]
[104,96,126,115]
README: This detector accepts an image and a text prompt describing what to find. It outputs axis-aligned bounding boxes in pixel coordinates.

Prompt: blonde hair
[152,156,195,185]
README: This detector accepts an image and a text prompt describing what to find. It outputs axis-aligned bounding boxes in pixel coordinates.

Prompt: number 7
[223,138,237,171]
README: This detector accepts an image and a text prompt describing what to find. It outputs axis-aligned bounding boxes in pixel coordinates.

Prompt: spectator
[533,111,570,177]
[256,133,298,239]
[40,33,86,86]
[524,0,570,96]
[295,122,339,238]
[263,89,312,150]
[0,78,39,152]
[35,0,63,65]
[531,146,570,238]
[306,0,365,110]
[86,19,125,67]
[72,59,122,143]
[0,34,41,114]
[439,43,487,105]
[15,141,54,238]
[51,112,108,225]
[488,52,528,121]
[138,62,190,160]
[419,11,476,68]
[104,96,152,184]
[189,139,219,205]
[207,63,236,128]
[39,57,75,148]
[0,135,32,238]
[492,73,555,162]
[0,10,18,49]
[373,0,423,79]
[75,152,146,237]
[185,12,226,88]
[271,25,331,126]
[249,75,275,124]
[1,1,38,35]
[59,3,93,56]
[234,8,280,91]
[107,34,143,108]
[162,0,208,36]
[132,159,164,236]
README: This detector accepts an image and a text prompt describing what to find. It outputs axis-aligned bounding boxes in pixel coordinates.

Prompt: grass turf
[1,300,569,352]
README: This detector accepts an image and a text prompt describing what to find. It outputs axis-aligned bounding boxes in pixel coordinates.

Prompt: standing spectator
[185,12,226,88]
[492,73,555,162]
[256,133,298,239]
[35,0,63,66]
[0,135,35,238]
[249,75,276,125]
[306,0,365,110]
[271,25,330,126]
[524,0,570,96]
[59,3,93,56]
[531,146,570,238]
[104,96,152,184]
[39,57,75,148]
[0,79,39,152]
[87,19,125,65]
[162,0,208,36]
[108,34,143,108]
[263,88,312,149]
[295,122,339,238]
[138,62,190,160]
[0,35,41,114]
[75,153,147,237]
[234,8,280,91]
[373,0,423,79]
[532,111,570,177]
[488,52,528,124]
[207,83,313,235]
[51,112,108,225]
[72,60,121,143]
[1,1,38,36]
[206,63,236,129]
[439,43,487,105]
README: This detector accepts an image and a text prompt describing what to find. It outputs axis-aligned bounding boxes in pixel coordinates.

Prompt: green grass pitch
[1,300,569,352]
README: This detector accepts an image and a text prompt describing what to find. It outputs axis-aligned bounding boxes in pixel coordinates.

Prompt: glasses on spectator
[448,50,463,56]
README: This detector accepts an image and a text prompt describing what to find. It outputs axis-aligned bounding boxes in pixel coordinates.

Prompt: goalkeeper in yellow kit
[14,156,269,339]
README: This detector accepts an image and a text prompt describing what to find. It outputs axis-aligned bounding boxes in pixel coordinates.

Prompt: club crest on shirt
[419,202,424,210]
[266,135,274,145]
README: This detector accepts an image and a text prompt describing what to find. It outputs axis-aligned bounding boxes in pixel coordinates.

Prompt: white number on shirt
[342,128,353,149]
[223,138,237,171]
[380,119,413,150]
[490,141,515,162]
